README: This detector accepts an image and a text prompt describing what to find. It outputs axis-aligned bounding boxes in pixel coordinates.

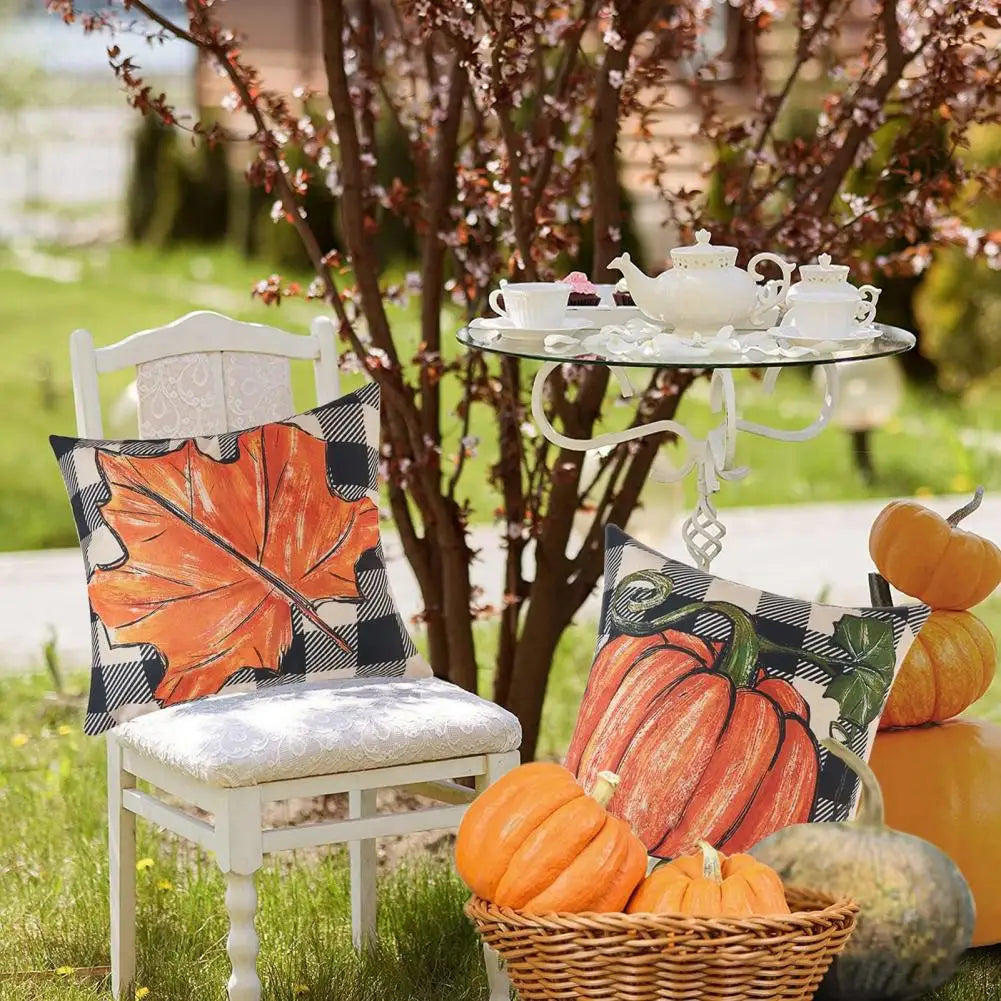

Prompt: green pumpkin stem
[946,486,984,527]
[610,570,879,691]
[820,737,885,828]
[591,771,620,808]
[696,839,723,884]
[609,571,760,687]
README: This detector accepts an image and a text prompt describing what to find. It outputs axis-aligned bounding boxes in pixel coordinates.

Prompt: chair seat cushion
[115,677,522,787]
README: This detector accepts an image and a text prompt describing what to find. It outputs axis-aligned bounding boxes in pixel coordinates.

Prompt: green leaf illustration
[825,616,896,728]
[832,615,895,678]
[824,666,892,730]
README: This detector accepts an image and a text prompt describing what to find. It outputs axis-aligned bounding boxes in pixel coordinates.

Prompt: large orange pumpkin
[627,839,790,916]
[880,610,996,729]
[454,762,647,913]
[869,489,1001,610]
[869,718,1001,946]
[564,629,820,858]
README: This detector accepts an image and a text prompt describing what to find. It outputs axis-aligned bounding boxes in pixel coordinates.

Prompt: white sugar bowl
[782,254,881,340]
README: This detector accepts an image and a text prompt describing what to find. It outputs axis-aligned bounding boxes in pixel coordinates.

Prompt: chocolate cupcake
[560,271,601,306]
[613,278,634,306]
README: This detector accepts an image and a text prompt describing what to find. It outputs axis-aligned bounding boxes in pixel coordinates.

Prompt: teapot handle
[856,284,881,326]
[748,252,795,325]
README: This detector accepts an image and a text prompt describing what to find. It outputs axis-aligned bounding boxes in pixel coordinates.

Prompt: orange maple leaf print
[89,423,379,706]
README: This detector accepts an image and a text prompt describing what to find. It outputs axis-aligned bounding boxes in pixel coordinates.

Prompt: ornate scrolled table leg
[530,362,700,471]
[530,361,842,569]
[737,363,840,441]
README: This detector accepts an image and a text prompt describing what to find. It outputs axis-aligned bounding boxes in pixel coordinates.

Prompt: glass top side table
[455,323,916,569]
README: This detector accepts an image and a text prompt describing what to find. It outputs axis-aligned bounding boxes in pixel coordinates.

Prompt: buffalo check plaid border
[595,526,931,825]
[50,381,427,735]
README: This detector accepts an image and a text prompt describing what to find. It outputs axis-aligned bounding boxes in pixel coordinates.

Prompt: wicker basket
[466,887,858,1001]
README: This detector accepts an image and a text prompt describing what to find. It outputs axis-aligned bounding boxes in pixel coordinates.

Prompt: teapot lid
[798,253,851,282]
[670,229,738,268]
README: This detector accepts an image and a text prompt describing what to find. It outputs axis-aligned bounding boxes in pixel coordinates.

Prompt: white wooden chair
[69,310,521,1001]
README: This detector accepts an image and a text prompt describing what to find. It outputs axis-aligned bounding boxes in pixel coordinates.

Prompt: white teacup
[782,295,876,340]
[488,282,570,329]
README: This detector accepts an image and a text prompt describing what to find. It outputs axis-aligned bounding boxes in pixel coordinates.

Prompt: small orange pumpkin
[454,762,647,913]
[626,839,790,916]
[880,609,996,729]
[869,488,1001,610]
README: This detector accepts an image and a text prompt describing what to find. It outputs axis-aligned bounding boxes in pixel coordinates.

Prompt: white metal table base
[530,363,841,568]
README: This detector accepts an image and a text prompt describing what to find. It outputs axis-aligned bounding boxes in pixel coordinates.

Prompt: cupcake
[560,271,601,306]
[613,277,634,306]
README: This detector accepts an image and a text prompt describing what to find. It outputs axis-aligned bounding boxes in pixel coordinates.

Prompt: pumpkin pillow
[565,526,930,860]
[50,381,429,735]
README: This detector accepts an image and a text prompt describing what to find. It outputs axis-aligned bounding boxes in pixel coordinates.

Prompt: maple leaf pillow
[51,381,429,734]
[565,526,930,859]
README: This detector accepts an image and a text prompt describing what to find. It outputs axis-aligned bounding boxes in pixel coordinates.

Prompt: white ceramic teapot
[607,229,795,336]
[781,254,881,340]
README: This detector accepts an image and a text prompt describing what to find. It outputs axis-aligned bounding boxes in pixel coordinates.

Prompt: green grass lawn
[0,675,485,1001]
[2,596,1000,1000]
[3,242,1001,552]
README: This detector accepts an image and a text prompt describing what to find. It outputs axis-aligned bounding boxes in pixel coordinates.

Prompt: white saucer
[777,322,878,346]
[470,316,590,340]
[567,304,645,325]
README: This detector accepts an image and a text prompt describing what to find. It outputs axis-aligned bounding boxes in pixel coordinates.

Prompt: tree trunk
[435,506,480,693]
[876,275,938,384]
[503,560,569,761]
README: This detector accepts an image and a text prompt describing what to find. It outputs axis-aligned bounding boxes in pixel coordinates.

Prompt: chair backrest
[70,310,341,439]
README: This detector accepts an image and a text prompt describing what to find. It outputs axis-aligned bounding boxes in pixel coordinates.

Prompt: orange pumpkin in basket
[869,488,1001,610]
[454,762,647,913]
[880,609,996,728]
[627,840,790,916]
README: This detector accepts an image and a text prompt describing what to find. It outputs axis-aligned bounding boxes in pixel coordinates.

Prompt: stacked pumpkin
[868,488,1001,947]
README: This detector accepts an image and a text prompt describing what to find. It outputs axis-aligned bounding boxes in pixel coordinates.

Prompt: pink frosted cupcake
[560,271,601,306]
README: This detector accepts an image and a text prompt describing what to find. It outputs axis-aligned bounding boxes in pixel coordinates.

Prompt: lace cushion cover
[116,677,522,787]
[51,382,430,735]
[564,526,930,859]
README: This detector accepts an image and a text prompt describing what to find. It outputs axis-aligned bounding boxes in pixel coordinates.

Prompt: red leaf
[90,424,378,705]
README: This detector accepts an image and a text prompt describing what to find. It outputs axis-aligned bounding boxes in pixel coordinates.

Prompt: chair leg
[217,787,264,1001]
[483,943,511,1001]
[225,872,261,1001]
[478,752,520,1001]
[349,788,378,949]
[107,735,136,1000]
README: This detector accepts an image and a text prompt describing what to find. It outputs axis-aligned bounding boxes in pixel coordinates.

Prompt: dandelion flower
[56,966,74,977]
[156,879,173,891]
[11,733,29,748]
[135,987,151,999]
[136,858,155,872]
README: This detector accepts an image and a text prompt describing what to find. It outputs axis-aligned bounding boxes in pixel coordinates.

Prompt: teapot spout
[606,252,669,323]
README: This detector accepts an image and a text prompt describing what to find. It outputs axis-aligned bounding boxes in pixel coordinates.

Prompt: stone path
[2,494,997,674]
